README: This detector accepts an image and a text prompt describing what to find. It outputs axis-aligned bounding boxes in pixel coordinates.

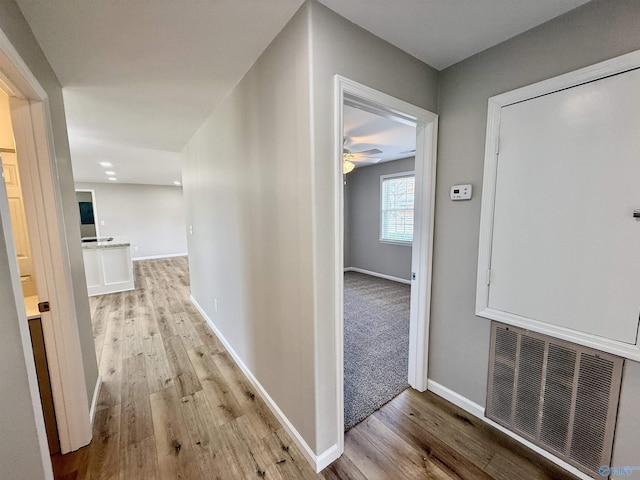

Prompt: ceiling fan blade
[352,148,382,156]
[352,157,382,164]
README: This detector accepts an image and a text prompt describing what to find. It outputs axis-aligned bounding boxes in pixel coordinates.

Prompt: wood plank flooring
[52,257,576,480]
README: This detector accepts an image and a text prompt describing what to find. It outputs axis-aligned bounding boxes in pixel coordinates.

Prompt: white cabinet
[477,53,640,360]
[82,243,134,296]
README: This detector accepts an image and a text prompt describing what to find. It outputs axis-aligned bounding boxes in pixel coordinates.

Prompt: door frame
[0,27,92,454]
[333,75,438,450]
[75,188,100,238]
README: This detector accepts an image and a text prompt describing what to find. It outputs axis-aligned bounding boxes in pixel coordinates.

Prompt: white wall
[346,157,415,280]
[75,182,187,259]
[433,0,640,467]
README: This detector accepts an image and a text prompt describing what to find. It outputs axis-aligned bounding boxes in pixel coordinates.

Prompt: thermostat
[450,184,472,201]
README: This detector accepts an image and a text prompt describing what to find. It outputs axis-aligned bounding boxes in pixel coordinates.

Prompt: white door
[1,151,36,296]
[488,67,640,345]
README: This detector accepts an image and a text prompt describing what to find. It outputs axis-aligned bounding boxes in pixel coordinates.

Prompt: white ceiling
[70,135,183,186]
[15,0,591,184]
[343,105,415,168]
[16,0,304,184]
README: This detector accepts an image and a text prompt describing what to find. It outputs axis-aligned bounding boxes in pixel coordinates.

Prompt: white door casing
[334,75,438,455]
[0,27,93,456]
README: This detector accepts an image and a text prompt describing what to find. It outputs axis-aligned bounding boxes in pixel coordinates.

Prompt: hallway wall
[432,0,640,468]
[183,1,317,452]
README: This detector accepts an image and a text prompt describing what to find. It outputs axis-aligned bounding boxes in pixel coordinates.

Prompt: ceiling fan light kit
[342,145,384,173]
[343,159,356,174]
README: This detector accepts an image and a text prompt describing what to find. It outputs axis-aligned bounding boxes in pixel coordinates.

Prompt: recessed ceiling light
[107,177,117,181]
[104,170,116,175]
[99,161,112,168]
[173,181,182,186]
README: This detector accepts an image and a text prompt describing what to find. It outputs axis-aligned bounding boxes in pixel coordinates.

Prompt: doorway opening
[342,103,417,430]
[334,76,438,452]
[75,188,100,239]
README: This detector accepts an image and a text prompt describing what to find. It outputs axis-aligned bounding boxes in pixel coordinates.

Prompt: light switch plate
[450,184,472,201]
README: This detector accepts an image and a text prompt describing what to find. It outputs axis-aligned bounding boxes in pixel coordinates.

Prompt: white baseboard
[87,282,134,297]
[316,444,340,471]
[133,252,188,261]
[426,379,484,417]
[426,379,591,480]
[89,375,102,427]
[190,295,339,473]
[343,267,411,285]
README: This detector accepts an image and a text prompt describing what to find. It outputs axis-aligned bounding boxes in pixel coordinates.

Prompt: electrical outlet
[134,246,139,252]
[214,299,218,312]
[189,225,193,235]
[100,220,105,226]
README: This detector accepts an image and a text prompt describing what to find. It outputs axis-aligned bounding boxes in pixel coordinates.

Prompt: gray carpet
[344,271,410,431]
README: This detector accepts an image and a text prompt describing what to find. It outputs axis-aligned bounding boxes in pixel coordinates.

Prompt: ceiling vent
[486,322,623,478]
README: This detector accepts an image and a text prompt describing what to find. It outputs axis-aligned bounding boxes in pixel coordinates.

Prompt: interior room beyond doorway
[342,103,417,430]
[0,90,38,313]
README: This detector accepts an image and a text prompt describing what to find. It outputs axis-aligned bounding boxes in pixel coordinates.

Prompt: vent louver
[487,323,623,478]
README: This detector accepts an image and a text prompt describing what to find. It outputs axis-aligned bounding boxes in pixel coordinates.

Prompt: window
[380,172,415,245]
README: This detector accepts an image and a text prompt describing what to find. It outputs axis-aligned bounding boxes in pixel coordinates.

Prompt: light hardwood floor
[52,257,576,480]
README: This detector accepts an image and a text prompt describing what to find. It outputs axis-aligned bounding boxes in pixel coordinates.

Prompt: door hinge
[486,269,492,285]
[38,301,50,313]
[495,136,500,155]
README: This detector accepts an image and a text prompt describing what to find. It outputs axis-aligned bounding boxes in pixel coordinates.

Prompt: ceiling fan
[342,141,382,174]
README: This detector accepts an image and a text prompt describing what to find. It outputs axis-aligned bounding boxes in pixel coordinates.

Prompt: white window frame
[379,171,415,246]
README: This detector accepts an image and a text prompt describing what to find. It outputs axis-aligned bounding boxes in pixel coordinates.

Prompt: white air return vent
[487,322,624,478]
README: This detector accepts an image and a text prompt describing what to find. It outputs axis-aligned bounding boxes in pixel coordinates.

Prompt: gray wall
[431,0,640,467]
[0,199,50,479]
[0,0,98,468]
[346,157,414,280]
[309,0,439,452]
[613,360,640,468]
[75,183,187,259]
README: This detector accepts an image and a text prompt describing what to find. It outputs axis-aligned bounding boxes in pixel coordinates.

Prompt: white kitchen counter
[24,295,40,320]
[82,237,134,296]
